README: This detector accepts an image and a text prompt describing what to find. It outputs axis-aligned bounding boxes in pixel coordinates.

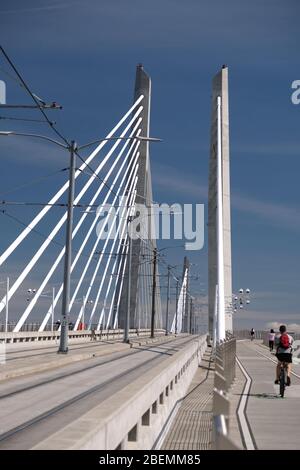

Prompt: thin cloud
[0,0,296,57]
[233,142,300,158]
[0,2,77,14]
[153,164,300,232]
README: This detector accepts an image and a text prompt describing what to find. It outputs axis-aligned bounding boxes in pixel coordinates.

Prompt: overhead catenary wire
[0,48,159,213]
[38,136,141,331]
[0,210,95,255]
[0,96,144,268]
[0,46,69,146]
[69,146,140,321]
[105,181,139,329]
[73,153,140,329]
[20,134,141,332]
[0,110,143,324]
[0,116,56,124]
[88,174,139,329]
[0,48,164,330]
[0,168,67,198]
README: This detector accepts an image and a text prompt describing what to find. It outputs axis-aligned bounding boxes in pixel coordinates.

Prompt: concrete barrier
[0,328,166,344]
[33,335,207,450]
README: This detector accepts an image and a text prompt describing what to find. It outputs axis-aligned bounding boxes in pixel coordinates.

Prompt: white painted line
[236,357,256,450]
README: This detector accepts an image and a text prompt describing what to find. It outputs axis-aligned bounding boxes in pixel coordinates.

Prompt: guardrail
[0,328,166,344]
[32,335,208,450]
[212,336,239,449]
[234,329,300,342]
[213,414,238,450]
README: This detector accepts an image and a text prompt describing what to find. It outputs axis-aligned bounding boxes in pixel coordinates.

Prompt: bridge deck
[0,335,194,449]
[235,340,300,450]
[0,334,171,381]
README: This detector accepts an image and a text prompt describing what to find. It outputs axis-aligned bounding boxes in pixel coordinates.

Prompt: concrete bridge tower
[208,65,233,336]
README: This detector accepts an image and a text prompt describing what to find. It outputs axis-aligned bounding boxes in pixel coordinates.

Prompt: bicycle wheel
[279,368,285,398]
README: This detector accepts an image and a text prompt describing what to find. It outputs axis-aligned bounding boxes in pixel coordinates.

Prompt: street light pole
[5,277,9,334]
[150,248,157,338]
[165,265,171,335]
[124,217,133,343]
[189,297,193,334]
[51,286,55,335]
[82,295,86,330]
[58,140,76,353]
[175,278,179,336]
[0,132,161,348]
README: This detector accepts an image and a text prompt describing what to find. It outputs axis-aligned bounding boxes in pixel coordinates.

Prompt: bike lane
[236,340,300,449]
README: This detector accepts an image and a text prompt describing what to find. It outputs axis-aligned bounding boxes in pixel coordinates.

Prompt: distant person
[268,329,275,351]
[55,320,61,330]
[274,325,294,386]
[250,328,255,341]
[90,328,96,341]
[68,322,74,330]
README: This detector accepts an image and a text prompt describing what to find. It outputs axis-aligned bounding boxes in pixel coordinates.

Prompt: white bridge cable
[170,268,187,334]
[25,143,140,333]
[94,181,138,330]
[109,227,131,329]
[0,96,144,268]
[70,150,140,329]
[35,124,142,332]
[112,233,130,329]
[110,186,138,330]
[112,210,147,330]
[73,155,140,330]
[111,198,154,330]
[37,133,142,332]
[1,109,143,324]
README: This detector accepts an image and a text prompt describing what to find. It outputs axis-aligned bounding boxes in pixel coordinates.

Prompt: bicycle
[278,361,289,398]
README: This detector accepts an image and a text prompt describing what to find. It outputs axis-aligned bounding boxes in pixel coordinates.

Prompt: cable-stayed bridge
[0,65,167,336]
[1,61,299,453]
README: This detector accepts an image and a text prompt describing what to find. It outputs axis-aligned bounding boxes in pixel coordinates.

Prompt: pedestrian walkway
[161,349,214,450]
[235,340,300,450]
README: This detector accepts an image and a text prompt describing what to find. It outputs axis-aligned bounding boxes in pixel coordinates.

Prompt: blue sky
[0,0,299,330]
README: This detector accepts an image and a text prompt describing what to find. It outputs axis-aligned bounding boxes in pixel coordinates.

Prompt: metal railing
[215,335,236,391]
[212,335,239,449]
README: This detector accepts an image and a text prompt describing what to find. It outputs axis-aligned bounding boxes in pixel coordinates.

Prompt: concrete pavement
[234,340,300,449]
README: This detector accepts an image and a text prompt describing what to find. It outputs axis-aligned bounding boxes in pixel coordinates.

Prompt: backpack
[280,333,290,349]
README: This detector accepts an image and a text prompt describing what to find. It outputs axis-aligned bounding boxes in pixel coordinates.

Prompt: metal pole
[58,140,76,353]
[165,266,170,335]
[5,277,9,335]
[82,295,85,331]
[189,297,193,334]
[175,279,179,335]
[124,218,132,343]
[51,286,55,335]
[150,248,157,338]
[217,96,226,342]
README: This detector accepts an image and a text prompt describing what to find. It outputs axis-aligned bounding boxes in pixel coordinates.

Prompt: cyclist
[250,328,255,341]
[274,325,294,386]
